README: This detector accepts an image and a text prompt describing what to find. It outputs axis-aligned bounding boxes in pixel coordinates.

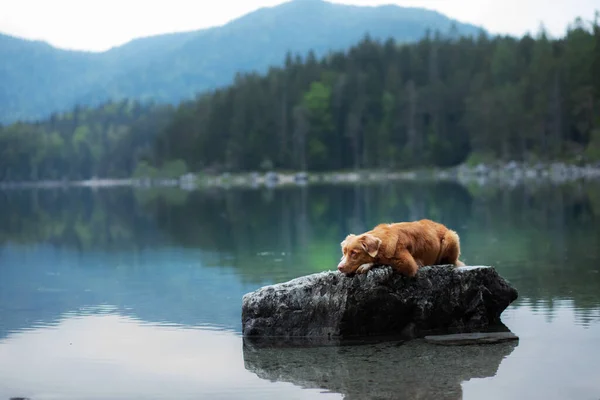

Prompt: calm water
[1,181,599,399]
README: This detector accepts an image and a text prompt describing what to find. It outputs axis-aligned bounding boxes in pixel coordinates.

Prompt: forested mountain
[0,0,482,124]
[0,34,101,124]
[0,15,598,181]
[152,17,600,173]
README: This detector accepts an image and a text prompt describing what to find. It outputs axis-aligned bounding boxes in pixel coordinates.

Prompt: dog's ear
[341,234,356,248]
[361,234,382,258]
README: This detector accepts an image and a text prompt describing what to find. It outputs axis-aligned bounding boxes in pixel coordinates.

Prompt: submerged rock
[241,265,518,342]
[425,331,519,346]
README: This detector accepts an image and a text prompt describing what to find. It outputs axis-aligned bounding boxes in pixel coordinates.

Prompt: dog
[337,219,465,277]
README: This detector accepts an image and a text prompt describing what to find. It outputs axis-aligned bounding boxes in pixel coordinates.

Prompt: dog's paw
[356,263,374,274]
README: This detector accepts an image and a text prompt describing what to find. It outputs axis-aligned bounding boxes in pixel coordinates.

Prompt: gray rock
[474,163,489,175]
[265,171,279,182]
[425,331,519,346]
[505,160,519,171]
[294,172,308,182]
[242,265,518,342]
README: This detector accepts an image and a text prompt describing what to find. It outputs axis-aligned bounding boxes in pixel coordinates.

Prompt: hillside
[1,16,598,182]
[0,0,483,124]
[0,34,103,123]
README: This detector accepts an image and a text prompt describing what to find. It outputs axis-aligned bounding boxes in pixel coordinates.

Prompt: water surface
[1,181,599,399]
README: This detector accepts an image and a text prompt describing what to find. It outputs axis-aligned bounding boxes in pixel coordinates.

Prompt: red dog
[337,219,465,277]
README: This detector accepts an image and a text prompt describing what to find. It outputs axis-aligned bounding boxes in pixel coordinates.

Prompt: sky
[0,0,598,52]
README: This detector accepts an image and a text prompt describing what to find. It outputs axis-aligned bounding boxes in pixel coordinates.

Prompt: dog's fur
[337,219,464,277]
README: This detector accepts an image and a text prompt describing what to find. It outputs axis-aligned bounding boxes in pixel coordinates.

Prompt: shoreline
[2,161,600,191]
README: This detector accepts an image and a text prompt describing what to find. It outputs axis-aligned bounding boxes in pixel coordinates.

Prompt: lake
[1,180,599,400]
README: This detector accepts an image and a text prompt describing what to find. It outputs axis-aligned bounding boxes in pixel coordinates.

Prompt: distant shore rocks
[2,161,600,190]
[185,161,600,190]
[452,161,600,186]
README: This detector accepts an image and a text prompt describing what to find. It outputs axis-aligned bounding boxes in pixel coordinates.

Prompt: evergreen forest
[1,15,599,181]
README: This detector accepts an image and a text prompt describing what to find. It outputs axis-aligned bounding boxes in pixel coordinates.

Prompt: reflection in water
[244,303,600,400]
[0,244,257,339]
[0,187,162,251]
[1,182,600,335]
[464,303,600,400]
[459,182,600,319]
[146,182,474,284]
[243,338,517,400]
[1,181,600,398]
[0,313,339,400]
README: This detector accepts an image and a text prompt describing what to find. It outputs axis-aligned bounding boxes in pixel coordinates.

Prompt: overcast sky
[0,0,598,52]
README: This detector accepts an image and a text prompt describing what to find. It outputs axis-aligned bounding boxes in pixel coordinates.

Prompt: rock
[241,265,518,342]
[243,336,518,400]
[505,160,519,171]
[474,163,489,175]
[294,172,308,183]
[264,171,279,182]
[425,331,519,346]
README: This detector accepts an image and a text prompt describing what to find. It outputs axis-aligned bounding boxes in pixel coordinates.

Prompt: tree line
[0,100,173,181]
[0,14,599,181]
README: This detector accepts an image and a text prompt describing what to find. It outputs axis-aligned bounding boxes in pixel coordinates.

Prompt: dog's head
[337,233,382,274]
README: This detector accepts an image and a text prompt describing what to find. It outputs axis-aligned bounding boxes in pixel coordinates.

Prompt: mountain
[0,0,484,124]
[0,34,102,123]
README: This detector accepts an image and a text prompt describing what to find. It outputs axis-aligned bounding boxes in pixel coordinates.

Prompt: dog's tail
[436,229,465,266]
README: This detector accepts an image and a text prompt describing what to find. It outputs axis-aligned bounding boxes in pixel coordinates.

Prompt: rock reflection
[243,338,517,400]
